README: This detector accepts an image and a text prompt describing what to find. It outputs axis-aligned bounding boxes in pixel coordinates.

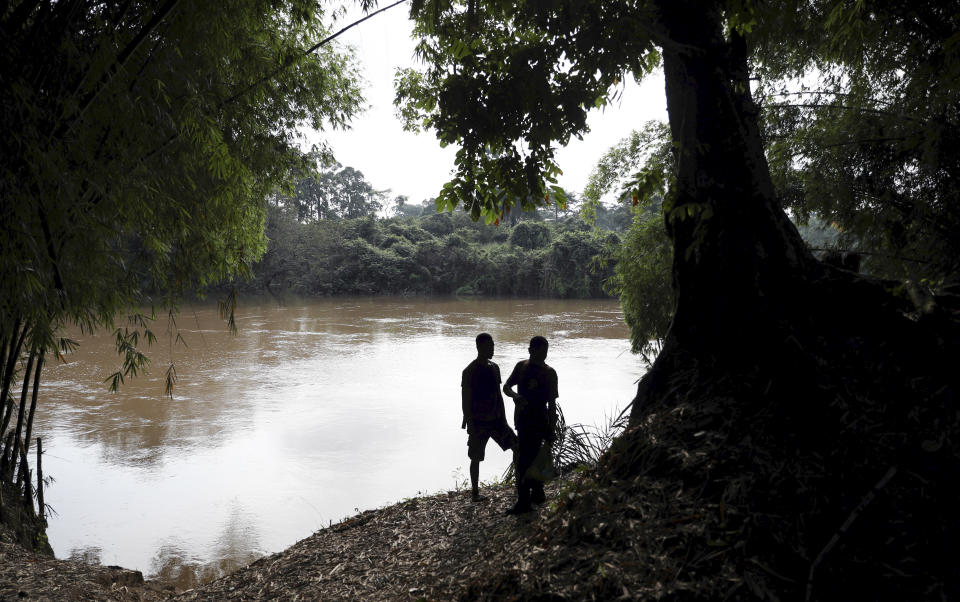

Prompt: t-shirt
[506,360,559,413]
[461,359,506,422]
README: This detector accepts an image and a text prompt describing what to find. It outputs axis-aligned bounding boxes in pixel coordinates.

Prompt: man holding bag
[503,336,558,514]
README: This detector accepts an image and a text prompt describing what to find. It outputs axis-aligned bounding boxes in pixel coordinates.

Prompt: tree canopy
[572,2,960,359]
[1,0,363,347]
[758,2,960,286]
[396,0,661,222]
[0,0,365,526]
[246,171,617,298]
[284,162,387,222]
[397,0,959,295]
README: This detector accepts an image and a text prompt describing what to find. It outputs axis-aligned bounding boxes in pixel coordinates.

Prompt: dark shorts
[467,419,518,461]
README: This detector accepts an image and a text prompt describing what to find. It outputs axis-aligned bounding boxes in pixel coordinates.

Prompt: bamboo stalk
[0,318,25,436]
[805,466,898,602]
[19,438,33,515]
[8,346,36,482]
[12,347,37,483]
[0,399,10,465]
[0,431,14,484]
[23,469,33,516]
[37,438,44,522]
[0,321,27,483]
[22,348,44,459]
[0,398,10,465]
[0,326,8,393]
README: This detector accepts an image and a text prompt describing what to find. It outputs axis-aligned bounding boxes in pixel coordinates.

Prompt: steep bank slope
[0,523,173,600]
[3,474,725,600]
[180,474,714,601]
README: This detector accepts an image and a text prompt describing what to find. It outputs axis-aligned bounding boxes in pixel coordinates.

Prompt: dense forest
[242,159,839,365]
[241,167,627,298]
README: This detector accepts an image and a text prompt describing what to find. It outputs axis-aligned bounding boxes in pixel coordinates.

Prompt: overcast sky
[307,4,668,204]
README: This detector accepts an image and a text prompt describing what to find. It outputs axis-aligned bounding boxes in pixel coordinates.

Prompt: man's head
[528,336,548,362]
[476,332,494,360]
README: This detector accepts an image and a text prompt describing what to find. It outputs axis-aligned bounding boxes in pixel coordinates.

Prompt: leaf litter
[2,464,735,600]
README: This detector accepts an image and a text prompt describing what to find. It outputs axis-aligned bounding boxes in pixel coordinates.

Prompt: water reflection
[69,546,102,565]
[151,502,263,589]
[36,298,643,585]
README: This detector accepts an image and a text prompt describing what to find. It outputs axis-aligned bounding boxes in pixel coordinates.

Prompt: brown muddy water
[35,297,645,587]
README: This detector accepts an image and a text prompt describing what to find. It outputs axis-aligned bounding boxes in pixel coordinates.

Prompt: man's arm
[546,369,559,440]
[494,364,508,408]
[502,361,523,403]
[461,385,473,432]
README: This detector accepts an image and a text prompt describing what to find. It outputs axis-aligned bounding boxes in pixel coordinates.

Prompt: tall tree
[399,0,958,596]
[288,163,386,221]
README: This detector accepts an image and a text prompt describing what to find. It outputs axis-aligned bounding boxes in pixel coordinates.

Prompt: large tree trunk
[611,1,960,598]
[659,4,814,354]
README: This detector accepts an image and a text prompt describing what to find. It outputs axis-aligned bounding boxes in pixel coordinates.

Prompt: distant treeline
[238,202,627,298]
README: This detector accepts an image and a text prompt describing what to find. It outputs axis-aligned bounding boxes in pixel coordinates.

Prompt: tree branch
[808,247,932,265]
[138,1,408,166]
[759,90,897,108]
[769,101,925,124]
[218,0,408,109]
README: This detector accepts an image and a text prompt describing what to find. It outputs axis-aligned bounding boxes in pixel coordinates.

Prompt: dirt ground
[0,526,173,601]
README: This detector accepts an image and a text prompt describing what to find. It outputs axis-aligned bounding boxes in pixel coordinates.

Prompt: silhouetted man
[462,333,518,502]
[503,336,558,514]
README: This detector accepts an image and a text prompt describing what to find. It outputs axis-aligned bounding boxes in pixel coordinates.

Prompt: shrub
[420,212,455,237]
[509,220,552,249]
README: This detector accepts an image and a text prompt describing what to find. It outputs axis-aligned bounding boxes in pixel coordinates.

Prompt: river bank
[1,468,725,600]
[0,522,171,600]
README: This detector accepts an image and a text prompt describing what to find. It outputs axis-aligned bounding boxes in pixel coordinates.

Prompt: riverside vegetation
[242,190,628,299]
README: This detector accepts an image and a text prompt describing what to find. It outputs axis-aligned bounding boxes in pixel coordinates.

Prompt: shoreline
[2,467,716,600]
[2,482,544,600]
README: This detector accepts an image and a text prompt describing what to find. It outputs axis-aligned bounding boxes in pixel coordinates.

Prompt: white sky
[306,4,668,204]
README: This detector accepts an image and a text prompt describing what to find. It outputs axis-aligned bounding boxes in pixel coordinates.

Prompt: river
[35,297,644,587]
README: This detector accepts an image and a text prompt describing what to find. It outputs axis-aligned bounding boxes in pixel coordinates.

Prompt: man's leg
[470,458,480,498]
[525,435,547,504]
[531,477,546,504]
[530,429,547,504]
[468,430,489,501]
[509,430,537,513]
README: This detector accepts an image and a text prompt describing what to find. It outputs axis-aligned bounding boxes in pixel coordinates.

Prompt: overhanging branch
[218,0,408,109]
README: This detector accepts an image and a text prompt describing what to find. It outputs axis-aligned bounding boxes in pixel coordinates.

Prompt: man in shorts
[503,335,558,514]
[462,333,518,502]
